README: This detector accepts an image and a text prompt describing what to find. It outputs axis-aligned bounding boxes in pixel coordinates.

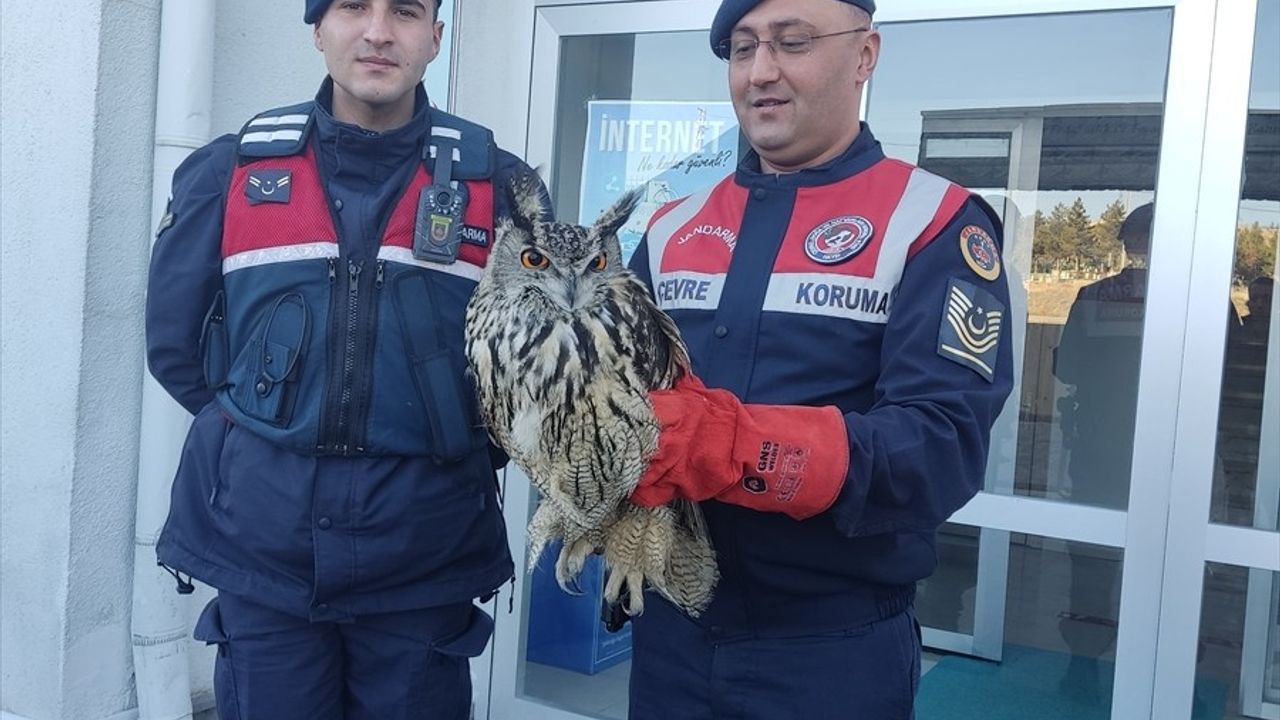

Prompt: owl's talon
[554,551,585,595]
[603,567,625,604]
[562,576,585,596]
[623,573,646,616]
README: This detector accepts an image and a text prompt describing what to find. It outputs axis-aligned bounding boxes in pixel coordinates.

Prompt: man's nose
[748,44,782,85]
[363,8,394,45]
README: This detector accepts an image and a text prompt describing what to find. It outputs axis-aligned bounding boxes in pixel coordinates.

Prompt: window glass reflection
[1195,564,1280,719]
[1052,202,1153,510]
[915,534,1124,719]
[867,10,1169,717]
[1212,0,1279,531]
[869,9,1173,511]
[916,523,978,636]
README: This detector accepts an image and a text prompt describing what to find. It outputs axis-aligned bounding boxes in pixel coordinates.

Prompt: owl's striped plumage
[464,178,717,615]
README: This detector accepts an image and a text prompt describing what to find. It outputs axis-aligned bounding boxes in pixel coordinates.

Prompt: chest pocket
[231,292,309,427]
[390,271,481,463]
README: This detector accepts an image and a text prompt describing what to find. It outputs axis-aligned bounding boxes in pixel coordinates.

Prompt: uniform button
[317,602,329,611]
[254,380,268,395]
[752,188,766,201]
[714,325,729,338]
[317,517,332,530]
[334,199,344,211]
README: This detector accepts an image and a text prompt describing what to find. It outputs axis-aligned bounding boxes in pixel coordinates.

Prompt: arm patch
[155,198,175,238]
[937,277,1004,382]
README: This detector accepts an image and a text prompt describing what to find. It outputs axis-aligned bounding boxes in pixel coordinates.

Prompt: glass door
[489,5,729,718]
[867,9,1176,696]
[476,1,1244,718]
[1151,2,1280,718]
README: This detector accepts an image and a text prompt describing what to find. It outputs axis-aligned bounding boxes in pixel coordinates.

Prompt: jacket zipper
[319,257,340,452]
[345,259,386,454]
[334,260,363,453]
[319,257,364,454]
[317,156,420,454]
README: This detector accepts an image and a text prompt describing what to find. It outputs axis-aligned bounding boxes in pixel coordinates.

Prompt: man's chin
[745,134,797,159]
[351,86,412,106]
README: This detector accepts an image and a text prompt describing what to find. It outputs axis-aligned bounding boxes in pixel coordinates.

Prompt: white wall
[1,0,161,718]
[212,1,323,137]
[453,0,538,154]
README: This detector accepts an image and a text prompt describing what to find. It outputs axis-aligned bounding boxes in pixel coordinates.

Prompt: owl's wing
[464,286,522,455]
[617,273,690,391]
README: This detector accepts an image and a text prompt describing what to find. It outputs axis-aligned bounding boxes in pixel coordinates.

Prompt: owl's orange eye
[590,252,608,272]
[521,249,550,269]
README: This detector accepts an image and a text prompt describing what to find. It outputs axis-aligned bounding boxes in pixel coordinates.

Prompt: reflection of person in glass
[1054,202,1153,510]
[1216,275,1274,524]
[1052,203,1152,701]
[620,0,1014,716]
[1243,276,1274,330]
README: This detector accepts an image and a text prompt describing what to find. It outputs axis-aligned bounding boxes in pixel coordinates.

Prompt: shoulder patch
[937,277,1004,382]
[960,224,1001,281]
[245,170,292,205]
[155,198,175,238]
[238,102,314,159]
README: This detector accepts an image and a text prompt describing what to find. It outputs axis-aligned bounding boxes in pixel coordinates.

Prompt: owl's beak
[563,277,578,307]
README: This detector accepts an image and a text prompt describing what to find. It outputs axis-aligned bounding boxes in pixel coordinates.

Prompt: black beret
[710,0,875,58]
[305,0,443,24]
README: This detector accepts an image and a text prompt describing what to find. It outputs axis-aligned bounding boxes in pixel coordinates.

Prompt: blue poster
[580,101,739,263]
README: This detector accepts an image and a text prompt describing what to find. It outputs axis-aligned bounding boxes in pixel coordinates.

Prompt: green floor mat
[915,645,1228,719]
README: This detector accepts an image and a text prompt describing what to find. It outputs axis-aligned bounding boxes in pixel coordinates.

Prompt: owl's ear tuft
[506,167,551,236]
[593,187,643,240]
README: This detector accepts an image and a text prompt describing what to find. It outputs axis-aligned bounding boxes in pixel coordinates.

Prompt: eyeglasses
[716,27,870,63]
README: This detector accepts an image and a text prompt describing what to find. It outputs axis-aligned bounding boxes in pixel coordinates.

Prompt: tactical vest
[203,102,497,459]
[642,163,973,327]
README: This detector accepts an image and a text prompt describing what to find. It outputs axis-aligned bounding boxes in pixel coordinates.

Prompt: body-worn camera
[413,140,468,264]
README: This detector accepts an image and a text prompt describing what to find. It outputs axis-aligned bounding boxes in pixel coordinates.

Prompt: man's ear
[429,20,444,63]
[313,22,323,52]
[856,30,880,84]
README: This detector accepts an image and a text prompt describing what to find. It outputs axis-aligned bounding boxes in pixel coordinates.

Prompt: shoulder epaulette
[426,108,497,180]
[237,102,315,159]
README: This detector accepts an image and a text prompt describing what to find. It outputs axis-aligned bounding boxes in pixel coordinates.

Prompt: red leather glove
[632,374,849,520]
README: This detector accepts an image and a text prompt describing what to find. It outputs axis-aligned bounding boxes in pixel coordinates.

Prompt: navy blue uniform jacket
[630,125,1015,635]
[147,81,535,621]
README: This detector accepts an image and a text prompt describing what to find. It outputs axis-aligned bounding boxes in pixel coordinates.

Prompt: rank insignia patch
[155,198,175,237]
[960,224,1001,281]
[245,170,292,205]
[805,215,874,265]
[937,277,1004,382]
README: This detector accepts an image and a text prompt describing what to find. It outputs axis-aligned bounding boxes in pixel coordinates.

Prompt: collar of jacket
[734,122,885,189]
[312,77,431,180]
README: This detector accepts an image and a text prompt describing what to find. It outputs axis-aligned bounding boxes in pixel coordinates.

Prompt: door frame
[1147,2,1280,718]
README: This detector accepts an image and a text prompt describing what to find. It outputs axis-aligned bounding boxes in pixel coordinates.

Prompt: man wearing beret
[146,1,548,717]
[625,0,1014,716]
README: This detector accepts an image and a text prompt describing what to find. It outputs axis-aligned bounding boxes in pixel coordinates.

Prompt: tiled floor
[522,650,948,720]
[525,660,632,720]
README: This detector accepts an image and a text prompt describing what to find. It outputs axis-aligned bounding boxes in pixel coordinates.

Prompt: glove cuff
[720,404,849,520]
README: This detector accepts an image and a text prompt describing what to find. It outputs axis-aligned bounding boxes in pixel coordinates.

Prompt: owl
[464,178,718,616]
